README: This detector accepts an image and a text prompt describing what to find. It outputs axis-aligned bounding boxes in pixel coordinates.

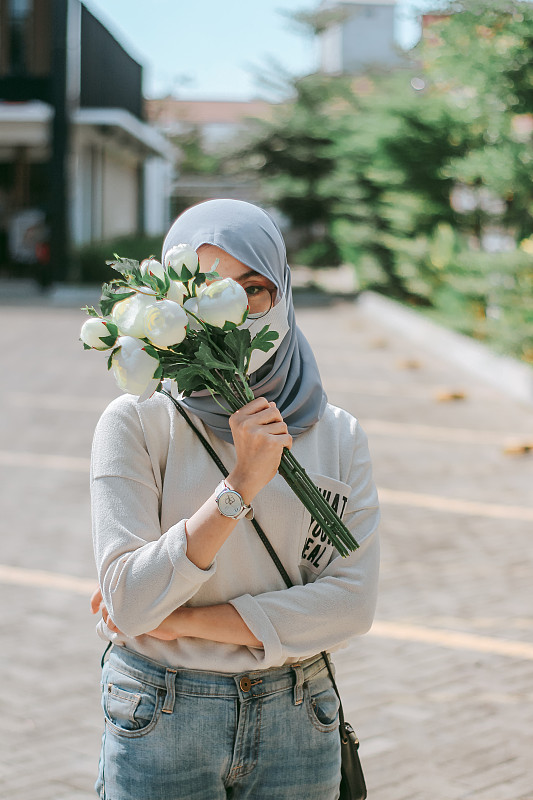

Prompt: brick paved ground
[0,292,532,799]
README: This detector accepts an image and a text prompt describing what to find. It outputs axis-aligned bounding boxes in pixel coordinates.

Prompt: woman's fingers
[90,586,103,614]
[101,605,121,634]
[227,397,292,498]
[230,399,284,430]
[93,594,121,634]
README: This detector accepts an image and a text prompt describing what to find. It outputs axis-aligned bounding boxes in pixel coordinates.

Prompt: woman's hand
[89,587,260,646]
[90,586,122,634]
[228,397,292,503]
[90,585,186,639]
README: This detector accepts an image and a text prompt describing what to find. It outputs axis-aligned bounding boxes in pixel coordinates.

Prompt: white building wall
[319,1,401,74]
[101,149,139,239]
[342,3,399,72]
[144,156,172,236]
[71,126,105,246]
[71,143,90,245]
[320,24,343,73]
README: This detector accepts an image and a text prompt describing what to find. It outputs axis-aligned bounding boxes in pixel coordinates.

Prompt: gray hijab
[162,198,327,443]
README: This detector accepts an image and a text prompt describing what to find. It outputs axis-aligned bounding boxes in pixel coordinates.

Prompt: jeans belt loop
[162,668,177,714]
[292,663,304,706]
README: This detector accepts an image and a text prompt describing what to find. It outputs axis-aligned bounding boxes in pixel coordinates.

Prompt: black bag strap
[162,388,350,742]
[162,389,293,587]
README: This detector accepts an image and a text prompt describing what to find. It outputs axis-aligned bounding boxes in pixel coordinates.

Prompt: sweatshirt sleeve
[229,422,380,665]
[91,397,216,638]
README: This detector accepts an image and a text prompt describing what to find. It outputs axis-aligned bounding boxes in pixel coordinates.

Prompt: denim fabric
[96,646,341,800]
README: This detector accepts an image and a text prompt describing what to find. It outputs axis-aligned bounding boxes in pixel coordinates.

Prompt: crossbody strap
[162,389,293,587]
[162,388,347,736]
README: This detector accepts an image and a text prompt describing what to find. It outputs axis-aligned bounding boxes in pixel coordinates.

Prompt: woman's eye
[245,285,267,298]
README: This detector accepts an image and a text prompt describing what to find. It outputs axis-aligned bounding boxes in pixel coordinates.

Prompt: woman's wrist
[178,604,262,647]
[169,605,195,637]
[225,469,261,505]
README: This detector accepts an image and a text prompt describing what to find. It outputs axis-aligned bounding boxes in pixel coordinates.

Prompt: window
[9,0,32,73]
[0,0,51,78]
[0,0,38,75]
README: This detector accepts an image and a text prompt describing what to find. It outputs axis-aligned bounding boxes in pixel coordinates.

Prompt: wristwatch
[215,480,254,521]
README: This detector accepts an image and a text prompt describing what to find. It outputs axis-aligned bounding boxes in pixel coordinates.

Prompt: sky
[83,0,441,101]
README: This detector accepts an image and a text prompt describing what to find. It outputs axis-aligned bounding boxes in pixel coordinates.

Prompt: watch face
[217,489,244,518]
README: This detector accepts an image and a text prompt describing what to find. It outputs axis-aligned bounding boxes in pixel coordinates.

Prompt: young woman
[90,198,380,800]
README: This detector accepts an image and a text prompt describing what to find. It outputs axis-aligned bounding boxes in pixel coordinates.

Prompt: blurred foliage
[231,0,533,362]
[235,74,359,266]
[169,125,223,176]
[76,234,163,284]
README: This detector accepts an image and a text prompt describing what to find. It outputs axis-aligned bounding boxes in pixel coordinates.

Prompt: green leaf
[82,342,92,350]
[167,266,180,281]
[81,305,99,317]
[250,325,279,352]
[99,285,135,317]
[105,321,119,338]
[99,334,118,347]
[142,343,160,360]
[142,272,161,293]
[131,265,144,283]
[204,270,220,282]
[107,346,121,370]
[107,255,140,276]
[153,364,164,380]
[180,265,193,283]
[171,364,215,394]
[224,328,251,373]
[196,341,235,371]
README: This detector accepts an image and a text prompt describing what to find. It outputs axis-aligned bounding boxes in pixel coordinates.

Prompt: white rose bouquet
[80,246,358,556]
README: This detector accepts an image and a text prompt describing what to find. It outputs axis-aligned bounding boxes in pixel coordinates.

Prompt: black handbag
[322,655,367,800]
[163,390,368,800]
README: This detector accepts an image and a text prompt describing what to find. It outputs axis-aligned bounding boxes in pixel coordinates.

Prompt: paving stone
[1,297,532,799]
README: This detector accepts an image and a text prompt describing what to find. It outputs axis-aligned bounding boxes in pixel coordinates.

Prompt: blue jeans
[96,646,341,799]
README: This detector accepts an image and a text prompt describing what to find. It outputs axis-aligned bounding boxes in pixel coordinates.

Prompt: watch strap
[215,480,254,521]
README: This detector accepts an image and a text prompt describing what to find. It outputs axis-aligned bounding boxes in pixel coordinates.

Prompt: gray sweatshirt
[91,392,380,673]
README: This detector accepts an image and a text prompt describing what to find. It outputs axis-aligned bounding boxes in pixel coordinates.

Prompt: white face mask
[239,296,290,374]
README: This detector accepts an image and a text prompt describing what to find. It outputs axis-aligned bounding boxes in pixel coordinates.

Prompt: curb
[357,291,533,407]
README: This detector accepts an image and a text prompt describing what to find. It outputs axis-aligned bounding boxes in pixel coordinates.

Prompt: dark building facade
[0,0,172,282]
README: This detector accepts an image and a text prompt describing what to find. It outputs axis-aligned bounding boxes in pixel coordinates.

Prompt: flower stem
[158,353,359,556]
[277,450,357,556]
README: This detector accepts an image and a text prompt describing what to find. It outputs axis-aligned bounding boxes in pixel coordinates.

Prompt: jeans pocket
[103,664,163,738]
[305,674,340,732]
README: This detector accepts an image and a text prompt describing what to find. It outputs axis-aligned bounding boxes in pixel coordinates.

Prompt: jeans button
[239,676,252,692]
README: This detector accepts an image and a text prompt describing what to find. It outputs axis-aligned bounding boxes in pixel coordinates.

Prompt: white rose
[166,280,187,305]
[144,299,188,348]
[183,289,206,330]
[196,278,248,327]
[111,290,156,337]
[164,243,198,274]
[140,257,166,281]
[80,317,116,350]
[112,336,160,397]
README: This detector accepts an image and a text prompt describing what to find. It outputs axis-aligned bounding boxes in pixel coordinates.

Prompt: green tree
[236,0,533,359]
[236,73,358,266]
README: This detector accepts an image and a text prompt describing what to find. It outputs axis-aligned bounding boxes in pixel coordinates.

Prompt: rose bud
[140,257,166,281]
[196,278,248,327]
[111,290,156,338]
[112,336,160,397]
[164,243,198,273]
[144,299,188,348]
[80,317,117,350]
[166,280,187,305]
